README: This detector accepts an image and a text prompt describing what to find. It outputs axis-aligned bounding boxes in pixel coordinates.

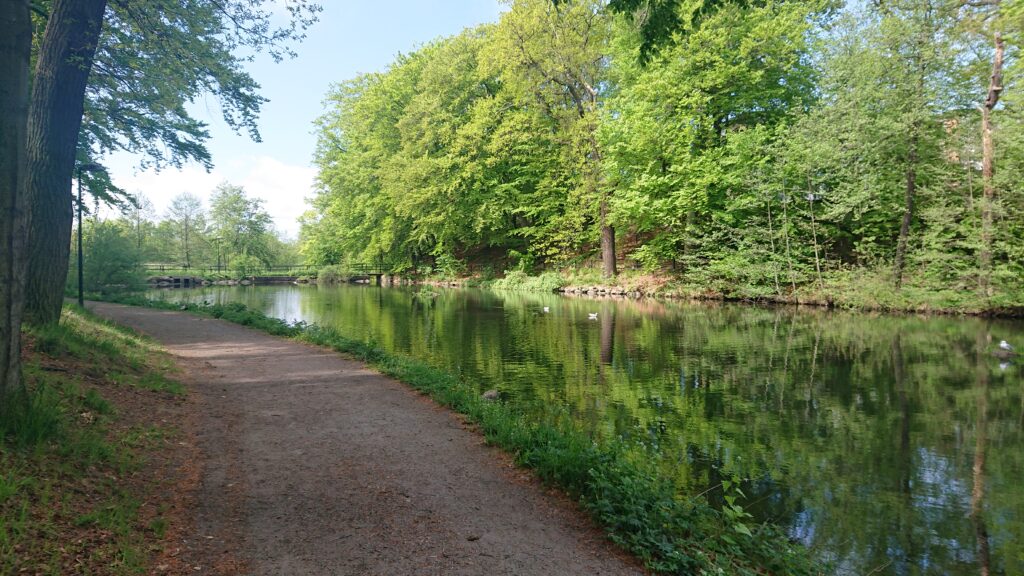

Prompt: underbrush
[103,295,820,575]
[490,270,565,292]
[0,306,185,575]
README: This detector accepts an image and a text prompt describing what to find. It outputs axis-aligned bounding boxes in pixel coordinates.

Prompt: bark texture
[979,32,1003,298]
[0,0,32,402]
[23,0,107,325]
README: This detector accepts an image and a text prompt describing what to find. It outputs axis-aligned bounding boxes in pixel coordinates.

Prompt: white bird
[1000,340,1014,351]
[588,313,598,320]
[543,306,550,313]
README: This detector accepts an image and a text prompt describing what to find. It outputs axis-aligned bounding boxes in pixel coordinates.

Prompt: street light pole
[76,163,103,307]
[77,169,84,307]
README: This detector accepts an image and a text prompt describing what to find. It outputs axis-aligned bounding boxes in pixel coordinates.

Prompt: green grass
[102,294,820,575]
[0,306,185,575]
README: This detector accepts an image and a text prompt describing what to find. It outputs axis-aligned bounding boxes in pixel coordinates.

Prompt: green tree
[24,0,320,325]
[166,192,206,269]
[601,0,820,290]
[486,0,616,277]
[22,0,107,325]
[209,183,275,271]
[70,217,143,291]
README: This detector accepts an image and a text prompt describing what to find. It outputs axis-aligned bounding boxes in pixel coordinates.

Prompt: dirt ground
[88,302,646,576]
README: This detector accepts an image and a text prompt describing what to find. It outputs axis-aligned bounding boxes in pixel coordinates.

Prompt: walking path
[89,302,643,576]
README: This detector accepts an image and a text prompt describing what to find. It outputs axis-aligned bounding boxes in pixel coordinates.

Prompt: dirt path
[88,302,644,576]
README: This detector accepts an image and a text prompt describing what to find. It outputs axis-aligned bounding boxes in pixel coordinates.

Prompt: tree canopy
[305,0,1024,307]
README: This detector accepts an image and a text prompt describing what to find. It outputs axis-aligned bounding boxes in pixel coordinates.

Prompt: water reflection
[150,285,1024,575]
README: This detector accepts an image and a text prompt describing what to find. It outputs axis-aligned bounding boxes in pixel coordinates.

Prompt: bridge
[143,263,389,286]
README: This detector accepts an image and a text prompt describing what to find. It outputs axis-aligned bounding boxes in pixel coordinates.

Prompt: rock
[481,389,500,401]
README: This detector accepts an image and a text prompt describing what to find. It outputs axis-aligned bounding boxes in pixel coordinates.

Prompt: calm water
[151,284,1024,575]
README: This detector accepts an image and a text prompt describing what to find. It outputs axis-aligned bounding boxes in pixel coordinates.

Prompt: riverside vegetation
[107,293,819,575]
[303,0,1024,313]
[0,306,186,575]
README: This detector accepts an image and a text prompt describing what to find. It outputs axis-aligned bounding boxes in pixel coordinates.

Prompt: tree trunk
[600,200,616,279]
[0,0,32,402]
[894,134,917,288]
[23,0,107,325]
[979,32,1003,298]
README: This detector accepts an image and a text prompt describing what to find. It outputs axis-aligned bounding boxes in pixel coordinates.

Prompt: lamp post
[76,162,104,307]
[213,236,223,274]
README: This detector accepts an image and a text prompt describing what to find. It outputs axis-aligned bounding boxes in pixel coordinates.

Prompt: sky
[106,1,504,239]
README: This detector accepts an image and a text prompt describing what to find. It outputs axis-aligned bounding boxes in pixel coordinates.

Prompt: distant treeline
[303,0,1023,306]
[73,183,298,289]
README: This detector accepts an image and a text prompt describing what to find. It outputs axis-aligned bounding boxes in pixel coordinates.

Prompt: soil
[88,302,646,576]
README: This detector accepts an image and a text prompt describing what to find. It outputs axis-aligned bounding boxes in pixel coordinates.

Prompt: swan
[1000,340,1014,351]
[588,313,598,320]
[543,306,550,313]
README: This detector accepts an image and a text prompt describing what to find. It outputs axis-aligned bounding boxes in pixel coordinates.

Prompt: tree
[166,192,206,269]
[21,0,107,326]
[209,183,274,271]
[487,0,617,277]
[0,0,32,403]
[23,0,320,325]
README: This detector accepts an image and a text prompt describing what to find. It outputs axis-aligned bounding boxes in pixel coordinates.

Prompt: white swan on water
[588,313,598,320]
[1001,340,1014,351]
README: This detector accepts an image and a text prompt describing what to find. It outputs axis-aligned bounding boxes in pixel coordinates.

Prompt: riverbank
[0,307,192,575]
[100,294,819,575]
[411,267,1024,317]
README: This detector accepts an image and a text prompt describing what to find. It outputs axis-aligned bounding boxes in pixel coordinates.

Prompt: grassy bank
[0,306,188,575]
[430,266,1024,316]
[104,295,819,575]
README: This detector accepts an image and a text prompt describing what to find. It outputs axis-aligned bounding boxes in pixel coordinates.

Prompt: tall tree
[209,183,274,270]
[0,0,32,403]
[23,0,320,325]
[488,0,617,277]
[166,192,205,269]
[22,0,107,325]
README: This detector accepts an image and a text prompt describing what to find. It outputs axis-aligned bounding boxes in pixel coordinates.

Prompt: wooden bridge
[143,263,388,286]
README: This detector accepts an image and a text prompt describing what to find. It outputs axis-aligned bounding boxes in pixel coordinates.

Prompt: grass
[102,294,821,575]
[0,305,186,575]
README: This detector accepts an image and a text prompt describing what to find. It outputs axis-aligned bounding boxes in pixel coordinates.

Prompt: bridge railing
[142,263,386,277]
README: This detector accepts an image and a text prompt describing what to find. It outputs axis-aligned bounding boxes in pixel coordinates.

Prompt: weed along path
[87,302,644,576]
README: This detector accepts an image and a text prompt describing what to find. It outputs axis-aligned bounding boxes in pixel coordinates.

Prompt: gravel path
[89,302,644,576]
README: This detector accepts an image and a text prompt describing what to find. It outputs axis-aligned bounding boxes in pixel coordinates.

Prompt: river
[149,284,1024,575]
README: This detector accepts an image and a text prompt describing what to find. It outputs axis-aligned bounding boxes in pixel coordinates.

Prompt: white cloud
[108,154,315,239]
[236,156,317,239]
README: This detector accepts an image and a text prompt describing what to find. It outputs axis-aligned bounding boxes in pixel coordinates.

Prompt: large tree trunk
[0,0,33,403]
[979,32,1003,298]
[23,0,107,325]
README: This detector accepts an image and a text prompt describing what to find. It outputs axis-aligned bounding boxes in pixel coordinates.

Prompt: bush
[318,265,347,284]
[491,270,565,293]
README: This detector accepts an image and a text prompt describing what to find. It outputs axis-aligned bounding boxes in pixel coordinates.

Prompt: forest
[303,0,1024,310]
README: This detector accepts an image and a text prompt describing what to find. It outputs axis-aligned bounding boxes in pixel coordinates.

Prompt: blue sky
[108,1,504,238]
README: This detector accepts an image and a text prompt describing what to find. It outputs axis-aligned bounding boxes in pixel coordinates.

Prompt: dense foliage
[305,0,1024,308]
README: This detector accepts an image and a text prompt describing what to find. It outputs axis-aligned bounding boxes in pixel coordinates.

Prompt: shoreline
[407,276,1024,318]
